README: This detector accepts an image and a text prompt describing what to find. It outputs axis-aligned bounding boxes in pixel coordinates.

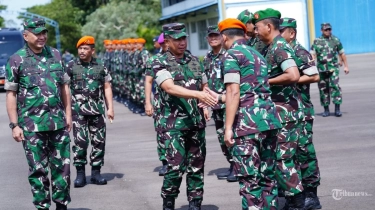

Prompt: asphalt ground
[0,53,374,210]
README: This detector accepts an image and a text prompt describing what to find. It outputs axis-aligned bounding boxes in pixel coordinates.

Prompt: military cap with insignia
[207,25,220,35]
[23,18,48,34]
[321,23,332,30]
[252,8,282,24]
[162,23,188,39]
[237,9,254,25]
[279,18,297,30]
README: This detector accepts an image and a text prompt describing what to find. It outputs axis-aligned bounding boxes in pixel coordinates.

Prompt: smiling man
[5,18,72,210]
[65,36,114,189]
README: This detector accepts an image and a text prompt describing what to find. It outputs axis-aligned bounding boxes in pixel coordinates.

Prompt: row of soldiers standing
[101,38,149,116]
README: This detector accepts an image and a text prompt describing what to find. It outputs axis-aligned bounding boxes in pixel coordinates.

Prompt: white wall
[224,0,310,49]
[162,0,217,17]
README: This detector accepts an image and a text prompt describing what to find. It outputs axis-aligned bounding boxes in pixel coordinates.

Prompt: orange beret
[77,36,95,48]
[128,39,135,43]
[137,38,146,44]
[121,39,128,44]
[218,18,247,33]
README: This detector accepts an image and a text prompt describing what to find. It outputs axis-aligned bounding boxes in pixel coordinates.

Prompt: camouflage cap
[162,23,187,39]
[237,9,254,25]
[207,25,220,35]
[252,8,281,24]
[23,18,48,34]
[321,23,332,30]
[279,18,297,30]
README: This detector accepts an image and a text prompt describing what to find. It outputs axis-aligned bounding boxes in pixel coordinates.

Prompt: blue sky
[1,0,51,28]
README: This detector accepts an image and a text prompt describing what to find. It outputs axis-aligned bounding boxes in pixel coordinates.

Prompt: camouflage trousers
[125,73,132,97]
[156,131,167,162]
[230,129,279,210]
[137,73,146,104]
[23,128,71,209]
[318,70,342,106]
[212,109,232,162]
[130,74,137,101]
[297,120,321,188]
[120,74,128,98]
[161,128,206,201]
[72,114,106,167]
[276,121,304,196]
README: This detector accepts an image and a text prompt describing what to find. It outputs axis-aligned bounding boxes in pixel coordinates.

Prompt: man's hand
[344,66,349,74]
[145,103,154,117]
[66,115,72,132]
[12,126,24,142]
[203,108,210,121]
[197,91,217,107]
[107,108,114,123]
[224,129,234,147]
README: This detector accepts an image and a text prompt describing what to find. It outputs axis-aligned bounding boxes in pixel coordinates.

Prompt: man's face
[117,44,122,50]
[166,36,187,56]
[154,41,160,49]
[255,20,271,42]
[78,45,95,61]
[280,28,294,43]
[322,28,332,37]
[137,43,143,50]
[206,33,222,48]
[245,23,255,40]
[23,30,48,50]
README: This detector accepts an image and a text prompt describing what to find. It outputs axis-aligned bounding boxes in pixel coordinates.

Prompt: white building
[160,0,311,56]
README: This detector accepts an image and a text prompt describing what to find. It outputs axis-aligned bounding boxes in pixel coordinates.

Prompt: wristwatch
[218,94,223,104]
[9,122,18,129]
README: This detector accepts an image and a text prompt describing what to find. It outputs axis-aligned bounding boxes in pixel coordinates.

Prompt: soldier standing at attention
[5,18,72,210]
[214,18,282,210]
[65,36,114,188]
[280,18,322,210]
[135,38,149,116]
[311,23,349,117]
[253,8,306,209]
[152,23,217,210]
[145,33,169,176]
[237,9,266,53]
[202,25,236,182]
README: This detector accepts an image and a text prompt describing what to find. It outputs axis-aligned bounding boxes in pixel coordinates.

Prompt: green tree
[69,0,109,25]
[25,0,82,54]
[82,0,161,52]
[0,4,7,27]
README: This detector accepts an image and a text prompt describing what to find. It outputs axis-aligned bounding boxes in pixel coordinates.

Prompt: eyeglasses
[324,28,332,31]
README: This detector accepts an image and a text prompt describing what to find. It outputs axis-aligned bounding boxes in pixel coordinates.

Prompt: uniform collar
[208,47,225,58]
[77,57,97,65]
[25,43,51,58]
[166,50,192,64]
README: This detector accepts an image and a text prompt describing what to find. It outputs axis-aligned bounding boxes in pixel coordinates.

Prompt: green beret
[280,18,297,30]
[162,23,187,39]
[252,8,281,24]
[237,9,253,24]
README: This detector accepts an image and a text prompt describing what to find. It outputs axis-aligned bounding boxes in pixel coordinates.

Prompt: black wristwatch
[9,122,18,129]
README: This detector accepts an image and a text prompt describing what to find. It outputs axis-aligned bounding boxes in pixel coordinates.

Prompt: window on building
[162,0,185,8]
[191,21,197,33]
[208,17,218,26]
[197,20,208,50]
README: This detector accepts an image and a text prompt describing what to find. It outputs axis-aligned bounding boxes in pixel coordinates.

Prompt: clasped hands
[198,87,220,108]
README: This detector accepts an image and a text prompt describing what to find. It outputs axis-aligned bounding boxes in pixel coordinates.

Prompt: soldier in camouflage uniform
[280,18,322,210]
[237,9,266,53]
[311,23,349,117]
[119,39,129,104]
[209,18,282,210]
[128,39,138,112]
[202,25,236,182]
[5,18,72,210]
[65,36,114,188]
[113,40,122,101]
[253,8,306,209]
[135,38,149,116]
[152,23,217,210]
[145,33,169,176]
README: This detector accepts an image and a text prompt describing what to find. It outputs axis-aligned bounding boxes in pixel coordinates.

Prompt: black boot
[91,166,107,185]
[334,104,342,117]
[159,160,168,176]
[74,166,86,188]
[56,203,67,210]
[288,192,306,210]
[305,187,322,210]
[216,162,232,180]
[163,197,175,210]
[322,106,330,117]
[226,163,238,182]
[188,199,202,210]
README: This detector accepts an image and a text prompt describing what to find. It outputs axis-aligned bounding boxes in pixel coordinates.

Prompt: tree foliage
[82,0,161,52]
[0,4,7,27]
[69,0,109,25]
[25,0,82,54]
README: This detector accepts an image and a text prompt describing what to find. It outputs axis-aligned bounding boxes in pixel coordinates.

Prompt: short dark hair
[264,18,280,30]
[221,28,245,38]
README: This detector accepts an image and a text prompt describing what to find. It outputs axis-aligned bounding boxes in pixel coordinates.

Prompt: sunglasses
[324,28,332,31]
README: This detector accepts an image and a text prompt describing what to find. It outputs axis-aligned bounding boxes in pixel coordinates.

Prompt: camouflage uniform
[203,48,232,162]
[152,44,208,202]
[145,51,166,162]
[223,38,282,210]
[5,42,71,208]
[290,39,321,189]
[65,58,112,167]
[120,50,128,100]
[262,34,305,196]
[136,48,149,105]
[126,50,134,102]
[311,33,344,106]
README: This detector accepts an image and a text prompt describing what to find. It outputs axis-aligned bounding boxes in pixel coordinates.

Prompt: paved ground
[0,53,374,210]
